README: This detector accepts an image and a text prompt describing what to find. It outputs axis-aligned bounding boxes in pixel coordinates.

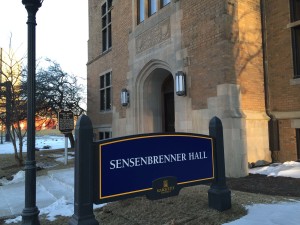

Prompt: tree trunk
[67,133,75,148]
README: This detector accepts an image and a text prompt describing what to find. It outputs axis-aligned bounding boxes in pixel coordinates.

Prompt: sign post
[58,110,74,165]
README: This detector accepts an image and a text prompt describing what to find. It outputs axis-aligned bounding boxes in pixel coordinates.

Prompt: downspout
[260,0,280,162]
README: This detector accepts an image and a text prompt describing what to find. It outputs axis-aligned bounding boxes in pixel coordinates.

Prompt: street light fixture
[21,0,43,224]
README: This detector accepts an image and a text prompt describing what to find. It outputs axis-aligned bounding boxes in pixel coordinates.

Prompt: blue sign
[94,133,214,203]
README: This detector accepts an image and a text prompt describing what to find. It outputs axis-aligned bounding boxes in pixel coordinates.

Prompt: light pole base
[69,214,99,225]
[22,207,40,225]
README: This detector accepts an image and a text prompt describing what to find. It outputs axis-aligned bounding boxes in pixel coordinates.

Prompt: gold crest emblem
[163,180,168,188]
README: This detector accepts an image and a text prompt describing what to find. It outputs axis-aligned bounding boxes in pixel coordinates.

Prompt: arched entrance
[162,75,175,132]
[136,61,174,133]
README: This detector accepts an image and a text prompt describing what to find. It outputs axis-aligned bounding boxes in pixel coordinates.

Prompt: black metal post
[21,1,43,224]
[0,122,3,144]
[208,116,231,211]
[69,115,99,225]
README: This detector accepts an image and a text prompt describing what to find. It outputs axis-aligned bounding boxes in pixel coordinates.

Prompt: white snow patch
[40,196,74,221]
[224,201,300,225]
[5,216,22,224]
[55,156,74,163]
[4,197,73,223]
[0,135,67,154]
[250,161,300,178]
[0,171,25,185]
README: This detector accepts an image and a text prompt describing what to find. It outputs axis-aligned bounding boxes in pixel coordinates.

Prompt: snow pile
[5,197,73,224]
[40,196,74,221]
[224,201,300,225]
[5,216,22,224]
[0,171,25,186]
[250,161,300,178]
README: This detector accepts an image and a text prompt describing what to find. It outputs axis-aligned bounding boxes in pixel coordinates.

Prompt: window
[149,0,157,16]
[290,0,300,78]
[102,0,112,52]
[137,0,171,24]
[99,131,112,140]
[138,0,145,23]
[161,0,171,7]
[292,27,300,78]
[100,72,112,111]
[291,0,300,21]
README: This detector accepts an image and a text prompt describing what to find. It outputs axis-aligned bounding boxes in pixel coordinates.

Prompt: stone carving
[136,19,171,54]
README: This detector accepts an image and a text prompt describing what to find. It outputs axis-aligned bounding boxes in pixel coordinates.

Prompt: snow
[1,137,300,224]
[55,156,74,163]
[4,197,74,224]
[0,171,25,185]
[224,202,300,225]
[1,168,105,224]
[225,162,300,225]
[250,161,300,178]
[0,135,67,154]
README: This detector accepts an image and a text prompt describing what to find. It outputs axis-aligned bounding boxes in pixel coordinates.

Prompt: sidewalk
[0,168,74,218]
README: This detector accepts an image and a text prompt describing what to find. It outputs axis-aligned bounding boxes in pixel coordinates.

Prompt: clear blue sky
[0,0,88,81]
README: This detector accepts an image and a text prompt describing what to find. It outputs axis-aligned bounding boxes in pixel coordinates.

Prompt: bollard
[69,115,99,225]
[208,116,231,211]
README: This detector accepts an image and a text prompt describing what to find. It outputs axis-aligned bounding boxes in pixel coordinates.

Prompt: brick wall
[278,120,297,162]
[265,0,300,111]
[181,0,231,110]
[181,0,265,112]
[87,0,132,127]
[236,0,266,111]
[264,0,300,161]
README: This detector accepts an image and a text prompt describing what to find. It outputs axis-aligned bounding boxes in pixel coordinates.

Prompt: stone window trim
[290,77,300,85]
[99,71,112,112]
[86,48,112,66]
[98,129,112,140]
[287,20,300,28]
[137,0,171,25]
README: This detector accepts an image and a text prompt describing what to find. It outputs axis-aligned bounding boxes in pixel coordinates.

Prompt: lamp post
[21,0,43,224]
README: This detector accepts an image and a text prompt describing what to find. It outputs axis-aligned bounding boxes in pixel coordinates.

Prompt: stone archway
[135,60,174,133]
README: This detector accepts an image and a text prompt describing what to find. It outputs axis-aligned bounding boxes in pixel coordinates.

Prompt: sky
[1,137,300,224]
[0,0,88,83]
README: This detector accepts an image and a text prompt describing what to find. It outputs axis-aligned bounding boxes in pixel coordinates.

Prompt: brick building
[87,0,300,177]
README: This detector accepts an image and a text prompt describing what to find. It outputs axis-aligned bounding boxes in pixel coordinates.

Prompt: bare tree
[0,41,27,166]
[1,40,85,165]
[23,59,86,147]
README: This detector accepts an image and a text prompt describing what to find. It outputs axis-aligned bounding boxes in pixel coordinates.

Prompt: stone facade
[87,0,300,177]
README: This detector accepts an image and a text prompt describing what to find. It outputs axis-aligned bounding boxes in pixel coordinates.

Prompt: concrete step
[37,175,73,202]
